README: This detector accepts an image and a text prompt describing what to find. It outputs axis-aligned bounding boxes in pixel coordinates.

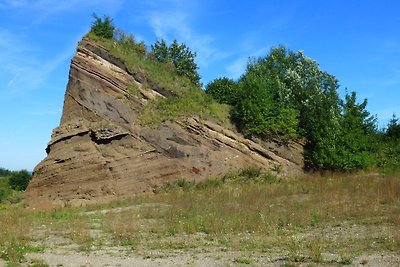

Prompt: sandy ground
[25,249,400,267]
[22,225,399,267]
[7,204,399,267]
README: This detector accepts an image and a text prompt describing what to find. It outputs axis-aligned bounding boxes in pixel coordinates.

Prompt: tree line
[206,47,400,171]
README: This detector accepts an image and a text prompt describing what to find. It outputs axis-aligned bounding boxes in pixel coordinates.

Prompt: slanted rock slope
[25,37,304,208]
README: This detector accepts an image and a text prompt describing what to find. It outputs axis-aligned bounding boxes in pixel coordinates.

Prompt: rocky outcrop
[25,37,304,209]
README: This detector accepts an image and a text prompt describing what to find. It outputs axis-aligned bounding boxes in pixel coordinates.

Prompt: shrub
[90,13,115,39]
[205,77,238,105]
[8,170,32,191]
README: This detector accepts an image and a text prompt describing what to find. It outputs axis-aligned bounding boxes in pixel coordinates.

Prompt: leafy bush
[232,47,307,141]
[205,77,238,105]
[8,170,32,191]
[90,13,115,39]
[0,176,22,204]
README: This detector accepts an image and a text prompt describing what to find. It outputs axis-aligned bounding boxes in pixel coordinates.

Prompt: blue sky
[1,0,399,170]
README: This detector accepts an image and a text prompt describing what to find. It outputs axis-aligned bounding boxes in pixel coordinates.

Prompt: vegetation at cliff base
[0,168,31,204]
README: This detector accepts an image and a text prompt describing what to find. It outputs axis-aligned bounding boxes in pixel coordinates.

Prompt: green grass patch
[138,87,231,126]
[86,33,231,126]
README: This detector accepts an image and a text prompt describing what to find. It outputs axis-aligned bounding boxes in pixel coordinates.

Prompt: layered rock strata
[25,38,304,208]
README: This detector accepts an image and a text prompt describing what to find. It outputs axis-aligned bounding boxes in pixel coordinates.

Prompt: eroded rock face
[24,38,304,209]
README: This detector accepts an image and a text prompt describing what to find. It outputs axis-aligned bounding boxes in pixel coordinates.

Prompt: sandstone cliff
[25,37,304,208]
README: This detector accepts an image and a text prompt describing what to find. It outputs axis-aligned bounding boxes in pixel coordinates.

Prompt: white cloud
[0,29,78,95]
[226,57,247,80]
[145,1,223,69]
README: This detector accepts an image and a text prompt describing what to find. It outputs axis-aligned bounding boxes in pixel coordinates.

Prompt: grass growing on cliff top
[86,32,192,95]
[85,32,231,126]
[138,87,231,126]
[1,171,399,265]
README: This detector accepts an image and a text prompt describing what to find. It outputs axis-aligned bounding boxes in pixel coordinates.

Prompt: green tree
[205,77,238,105]
[8,170,32,191]
[151,39,201,87]
[90,14,115,39]
[233,46,342,143]
[386,113,400,139]
[233,71,275,137]
[323,91,377,170]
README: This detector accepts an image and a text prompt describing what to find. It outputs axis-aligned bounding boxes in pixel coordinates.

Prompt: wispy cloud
[144,1,223,69]
[225,41,271,80]
[226,58,247,80]
[0,29,77,94]
[0,0,124,95]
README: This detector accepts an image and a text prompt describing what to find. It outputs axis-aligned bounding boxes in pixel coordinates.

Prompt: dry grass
[98,171,400,263]
[0,171,399,265]
[0,207,31,262]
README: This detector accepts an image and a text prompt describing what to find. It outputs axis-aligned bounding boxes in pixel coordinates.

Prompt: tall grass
[101,170,400,257]
[0,208,31,263]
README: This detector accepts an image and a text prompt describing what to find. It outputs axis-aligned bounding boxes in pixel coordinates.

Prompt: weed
[339,256,353,265]
[286,236,305,263]
[310,211,320,227]
[27,259,50,267]
[261,172,282,184]
[234,256,253,264]
[239,166,261,180]
[307,236,325,263]
[127,83,141,97]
